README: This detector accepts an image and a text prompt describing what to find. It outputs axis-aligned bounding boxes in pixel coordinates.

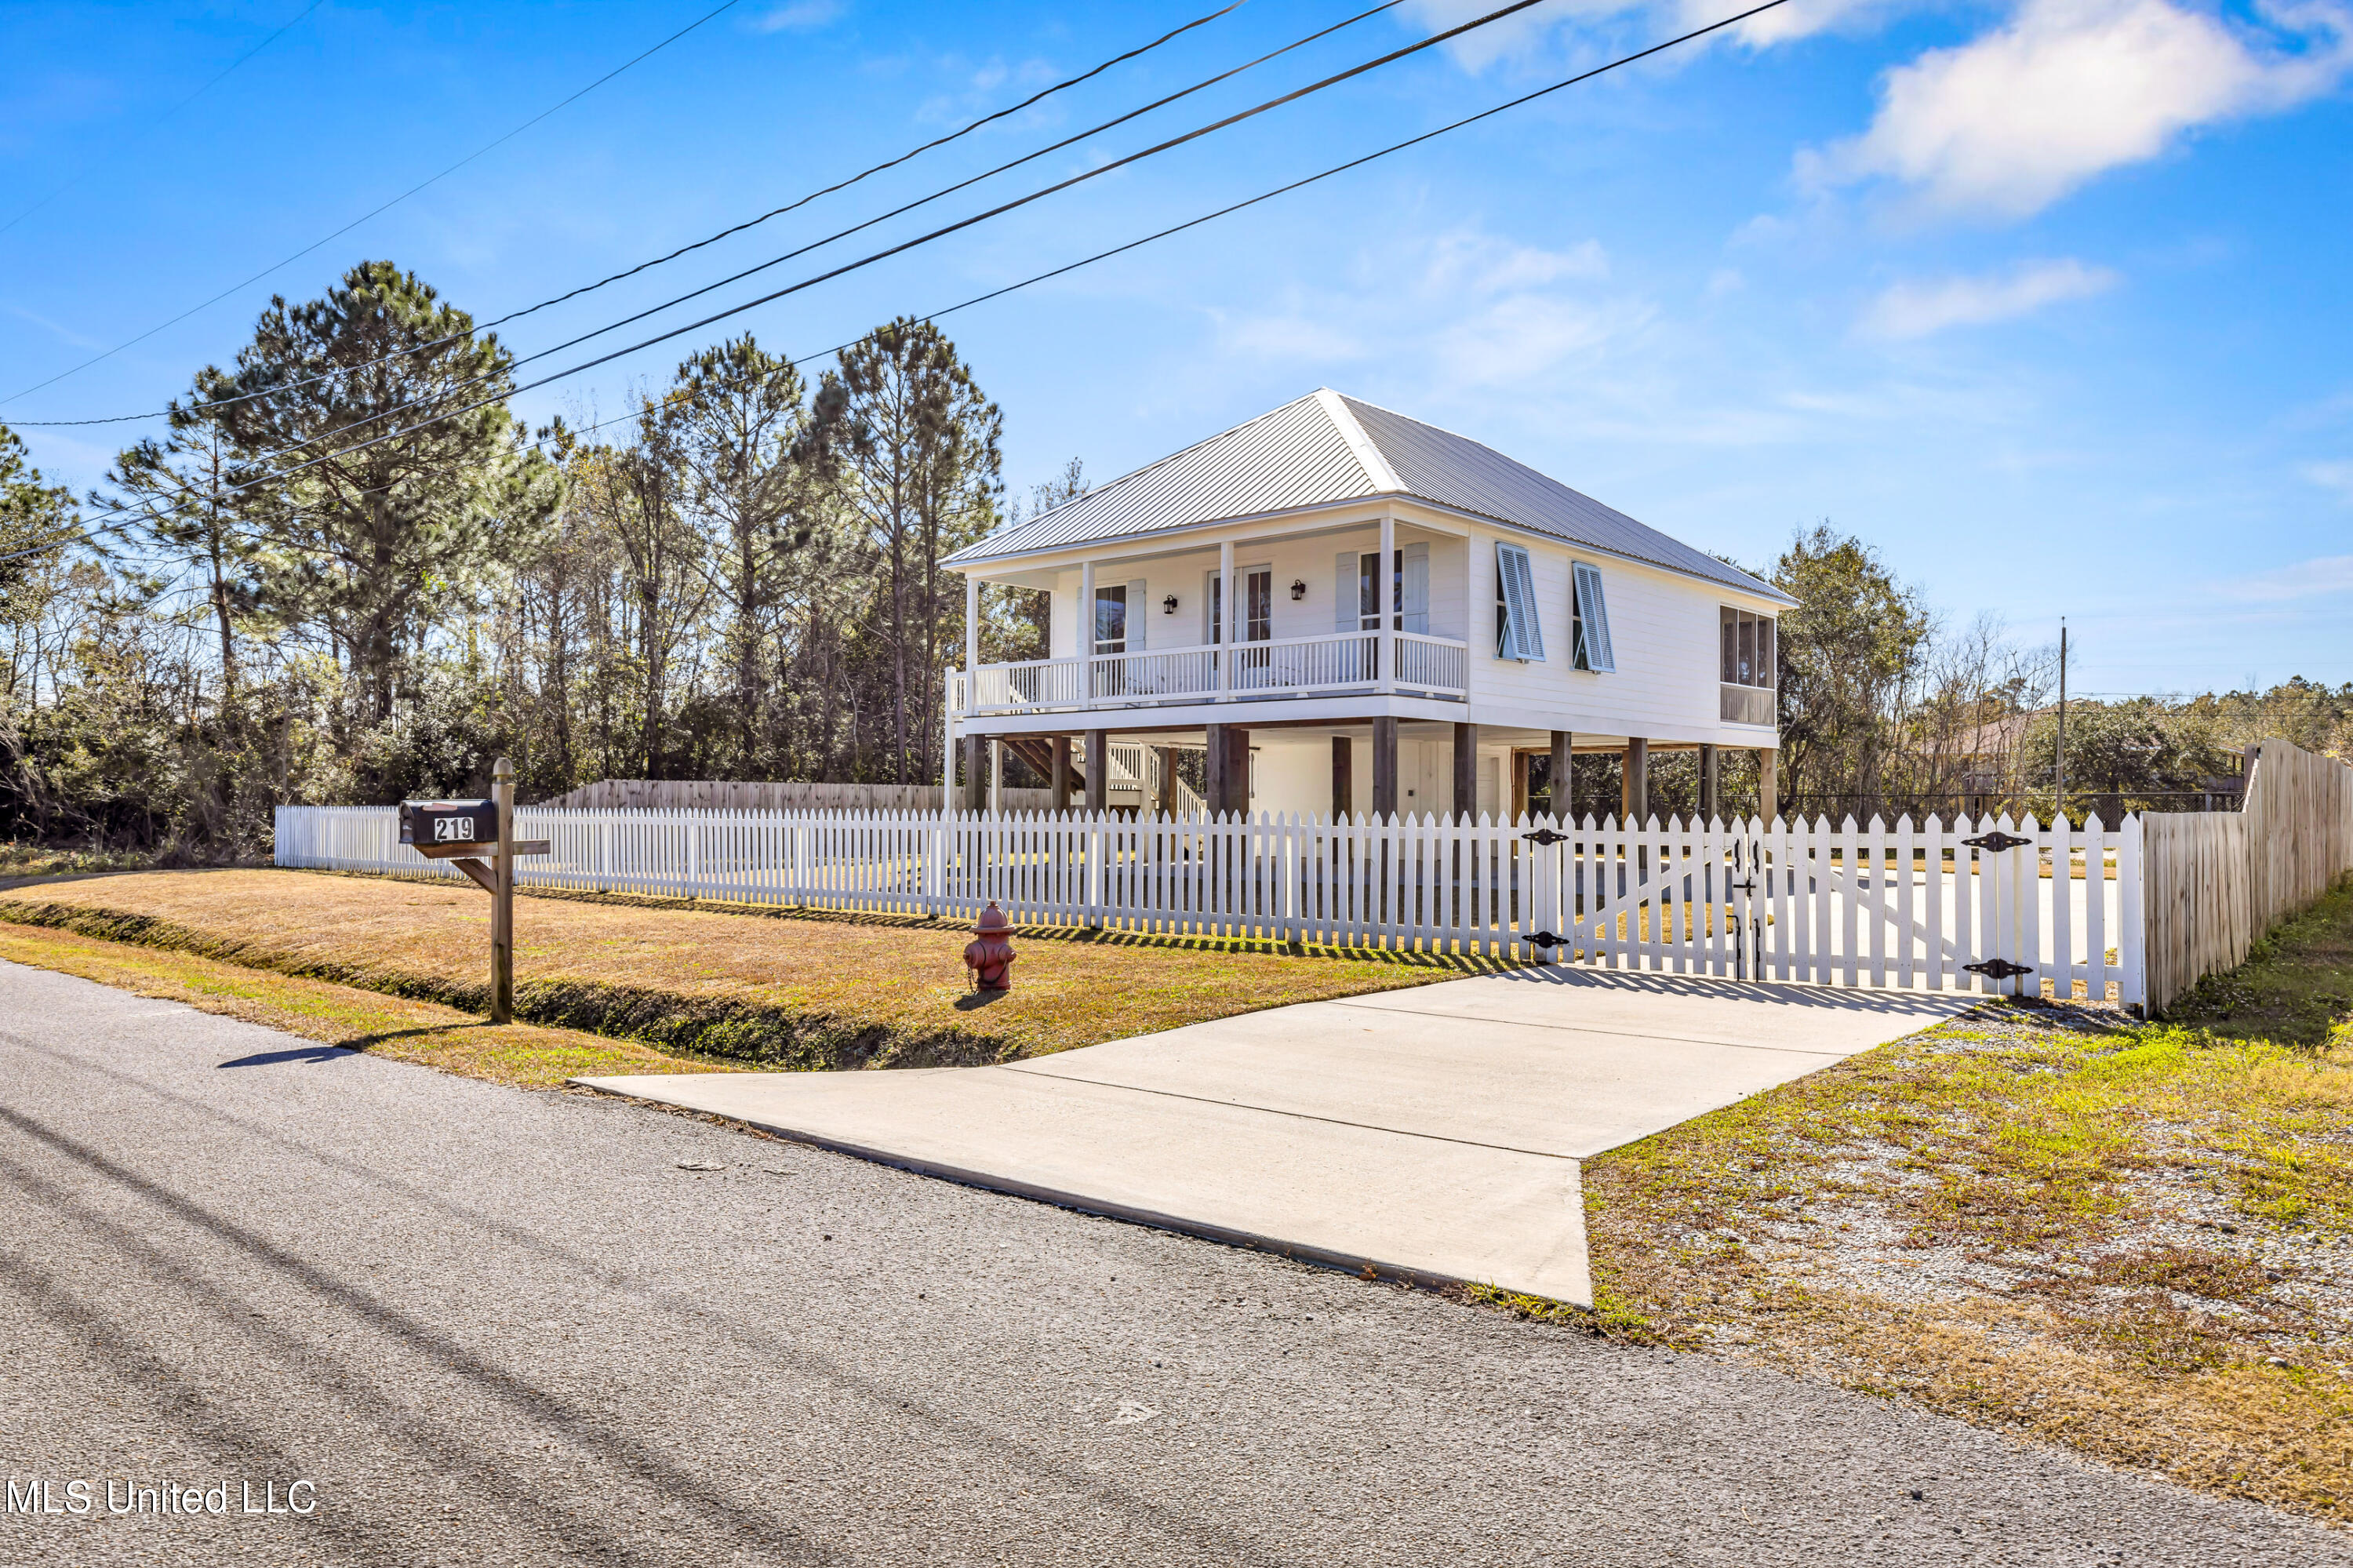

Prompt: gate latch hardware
[1526,931,1566,948]
[1962,831,2034,853]
[1523,828,1570,846]
[1962,959,2035,980]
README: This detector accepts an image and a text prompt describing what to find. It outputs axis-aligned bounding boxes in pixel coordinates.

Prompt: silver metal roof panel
[955,394,1376,561]
[951,389,1791,605]
[1337,395,1784,600]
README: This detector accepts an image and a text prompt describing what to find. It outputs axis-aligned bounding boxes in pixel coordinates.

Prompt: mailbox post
[398,757,545,1026]
[492,757,515,1024]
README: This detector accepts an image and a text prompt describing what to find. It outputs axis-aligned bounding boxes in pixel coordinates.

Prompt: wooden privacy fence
[277,804,2144,1004]
[2142,737,2353,1012]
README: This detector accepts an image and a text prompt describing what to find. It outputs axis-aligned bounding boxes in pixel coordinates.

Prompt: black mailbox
[400,798,498,849]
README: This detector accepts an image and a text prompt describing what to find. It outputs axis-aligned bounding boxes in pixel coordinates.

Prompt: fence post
[2120,813,2146,1013]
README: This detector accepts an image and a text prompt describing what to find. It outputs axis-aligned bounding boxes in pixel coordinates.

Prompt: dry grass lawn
[0,920,718,1087]
[1552,875,2353,1528]
[0,868,1501,1068]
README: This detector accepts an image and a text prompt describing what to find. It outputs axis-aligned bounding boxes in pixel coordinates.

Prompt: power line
[0,0,326,238]
[16,0,1743,566]
[10,0,1368,431]
[10,0,1784,570]
[0,0,746,409]
[475,0,1278,347]
[105,0,1551,480]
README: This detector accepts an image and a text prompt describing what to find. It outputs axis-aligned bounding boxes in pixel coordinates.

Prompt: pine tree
[209,261,554,733]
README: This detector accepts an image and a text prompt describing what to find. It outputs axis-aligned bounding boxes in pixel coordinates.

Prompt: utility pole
[2054,620,2068,825]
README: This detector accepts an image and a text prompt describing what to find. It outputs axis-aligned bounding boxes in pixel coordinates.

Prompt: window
[1569,562,1614,672]
[1494,543,1544,662]
[1719,605,1775,725]
[1093,584,1127,655]
[1338,545,1428,633]
[1092,580,1147,656]
[1206,567,1272,643]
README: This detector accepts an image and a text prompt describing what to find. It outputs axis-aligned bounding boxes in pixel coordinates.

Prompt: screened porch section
[1720,606,1776,727]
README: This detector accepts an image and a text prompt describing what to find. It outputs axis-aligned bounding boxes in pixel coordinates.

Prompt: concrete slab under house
[946,389,1796,823]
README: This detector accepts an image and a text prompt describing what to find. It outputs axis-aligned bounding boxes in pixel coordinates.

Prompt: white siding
[1041,518,1465,656]
[1249,733,1328,813]
[990,500,1779,750]
[1449,515,1773,747]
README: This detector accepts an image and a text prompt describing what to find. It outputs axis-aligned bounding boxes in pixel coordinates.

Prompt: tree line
[2,260,1057,857]
[1757,525,2351,825]
[2,261,2343,857]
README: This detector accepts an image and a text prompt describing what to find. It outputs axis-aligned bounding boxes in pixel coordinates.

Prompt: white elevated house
[946,390,1792,822]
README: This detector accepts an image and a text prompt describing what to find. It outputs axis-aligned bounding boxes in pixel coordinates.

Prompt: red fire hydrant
[963,901,1016,991]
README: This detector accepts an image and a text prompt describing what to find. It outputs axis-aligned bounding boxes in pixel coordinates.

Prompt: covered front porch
[955,508,1475,721]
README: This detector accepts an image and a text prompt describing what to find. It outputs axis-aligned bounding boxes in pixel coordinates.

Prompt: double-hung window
[1719,606,1775,726]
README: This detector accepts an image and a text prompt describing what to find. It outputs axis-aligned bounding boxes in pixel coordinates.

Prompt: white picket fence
[275,804,2144,1004]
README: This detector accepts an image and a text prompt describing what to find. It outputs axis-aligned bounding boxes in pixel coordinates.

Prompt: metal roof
[951,389,1793,604]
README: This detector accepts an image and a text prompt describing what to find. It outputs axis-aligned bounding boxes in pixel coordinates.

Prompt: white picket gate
[275,805,2144,1005]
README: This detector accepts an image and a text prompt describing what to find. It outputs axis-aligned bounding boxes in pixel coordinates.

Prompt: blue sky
[3,0,2348,695]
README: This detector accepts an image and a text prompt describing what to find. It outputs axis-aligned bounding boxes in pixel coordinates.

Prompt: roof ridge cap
[1316,387,1401,493]
[1017,391,1332,533]
[1332,390,1495,453]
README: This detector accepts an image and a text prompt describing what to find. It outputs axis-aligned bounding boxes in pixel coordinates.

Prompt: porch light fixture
[1162,594,1180,615]
[1289,578,1307,601]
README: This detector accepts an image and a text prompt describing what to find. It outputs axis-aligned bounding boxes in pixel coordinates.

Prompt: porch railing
[955,630,1468,715]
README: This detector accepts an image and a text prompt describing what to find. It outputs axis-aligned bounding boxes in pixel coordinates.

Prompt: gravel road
[0,959,2339,1566]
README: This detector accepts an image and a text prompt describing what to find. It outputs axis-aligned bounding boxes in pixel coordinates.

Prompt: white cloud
[1676,0,1904,46]
[2,300,104,351]
[2227,553,2353,599]
[1409,0,1908,72]
[1401,0,1632,71]
[2304,460,2353,502]
[1434,291,1651,387]
[753,0,843,33]
[1209,311,1370,363]
[1812,0,2353,217]
[1424,231,1608,293]
[1859,257,2119,339]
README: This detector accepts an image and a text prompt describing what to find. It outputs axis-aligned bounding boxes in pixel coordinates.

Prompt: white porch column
[1077,558,1096,706]
[1377,509,1396,695]
[1218,538,1235,700]
[1463,523,1481,688]
[1077,560,1094,656]
[962,575,979,713]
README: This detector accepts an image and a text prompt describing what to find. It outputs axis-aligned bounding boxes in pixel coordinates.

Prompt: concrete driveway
[579,970,1976,1305]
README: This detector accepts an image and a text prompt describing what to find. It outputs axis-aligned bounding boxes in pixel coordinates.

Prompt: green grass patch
[2166,878,2353,1050]
[1577,871,2353,1526]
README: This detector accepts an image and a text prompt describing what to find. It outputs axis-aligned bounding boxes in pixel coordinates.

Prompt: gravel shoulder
[1582,883,2353,1528]
[3,959,2344,1566]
